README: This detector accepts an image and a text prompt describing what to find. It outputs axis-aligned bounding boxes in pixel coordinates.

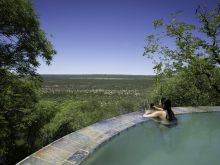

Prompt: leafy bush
[144,1,220,106]
[150,69,220,106]
[39,100,107,145]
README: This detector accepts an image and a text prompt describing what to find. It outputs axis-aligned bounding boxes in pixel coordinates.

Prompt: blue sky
[33,0,217,75]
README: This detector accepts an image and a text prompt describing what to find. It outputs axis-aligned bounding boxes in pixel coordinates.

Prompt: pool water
[81,112,220,165]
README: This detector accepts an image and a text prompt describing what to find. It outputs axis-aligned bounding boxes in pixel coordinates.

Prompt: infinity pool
[81,112,220,165]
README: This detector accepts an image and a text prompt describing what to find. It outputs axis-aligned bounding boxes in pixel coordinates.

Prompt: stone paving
[17,106,220,165]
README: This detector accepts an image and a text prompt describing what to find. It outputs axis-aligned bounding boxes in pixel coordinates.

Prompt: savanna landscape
[1,0,220,164]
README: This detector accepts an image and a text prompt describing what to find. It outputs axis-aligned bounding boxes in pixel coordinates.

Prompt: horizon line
[39,73,156,76]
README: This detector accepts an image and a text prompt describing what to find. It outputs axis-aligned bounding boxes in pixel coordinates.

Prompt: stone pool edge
[17,106,220,165]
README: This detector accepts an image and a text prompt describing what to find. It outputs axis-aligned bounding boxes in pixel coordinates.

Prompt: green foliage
[0,74,151,164]
[153,19,163,29]
[150,68,220,106]
[117,97,143,114]
[0,0,56,75]
[144,1,220,106]
[35,84,148,149]
[0,70,40,164]
[22,100,59,150]
[37,96,146,147]
[40,100,101,144]
[34,75,150,149]
[0,0,56,164]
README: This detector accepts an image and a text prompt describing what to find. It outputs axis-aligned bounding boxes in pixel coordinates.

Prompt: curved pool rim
[17,106,220,165]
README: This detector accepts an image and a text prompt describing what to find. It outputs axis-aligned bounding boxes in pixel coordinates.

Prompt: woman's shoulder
[143,110,165,118]
[152,110,166,116]
[153,111,167,120]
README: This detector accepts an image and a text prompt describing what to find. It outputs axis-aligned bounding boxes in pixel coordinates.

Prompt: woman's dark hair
[162,98,175,121]
[160,97,167,105]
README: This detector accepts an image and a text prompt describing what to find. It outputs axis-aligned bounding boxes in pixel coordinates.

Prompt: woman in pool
[143,97,176,121]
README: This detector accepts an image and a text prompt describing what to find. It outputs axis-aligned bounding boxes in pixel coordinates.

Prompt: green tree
[0,0,56,164]
[144,1,220,105]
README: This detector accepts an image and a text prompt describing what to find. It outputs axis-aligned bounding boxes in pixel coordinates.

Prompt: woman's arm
[152,105,163,111]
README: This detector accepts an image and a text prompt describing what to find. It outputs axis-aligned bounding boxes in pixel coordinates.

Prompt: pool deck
[17,106,220,165]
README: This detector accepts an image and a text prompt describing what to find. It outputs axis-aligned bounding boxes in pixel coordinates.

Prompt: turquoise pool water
[81,112,220,165]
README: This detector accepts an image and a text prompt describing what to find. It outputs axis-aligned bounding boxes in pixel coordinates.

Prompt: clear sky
[33,0,217,75]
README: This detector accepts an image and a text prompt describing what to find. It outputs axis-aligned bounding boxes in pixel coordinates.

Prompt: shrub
[151,69,220,106]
